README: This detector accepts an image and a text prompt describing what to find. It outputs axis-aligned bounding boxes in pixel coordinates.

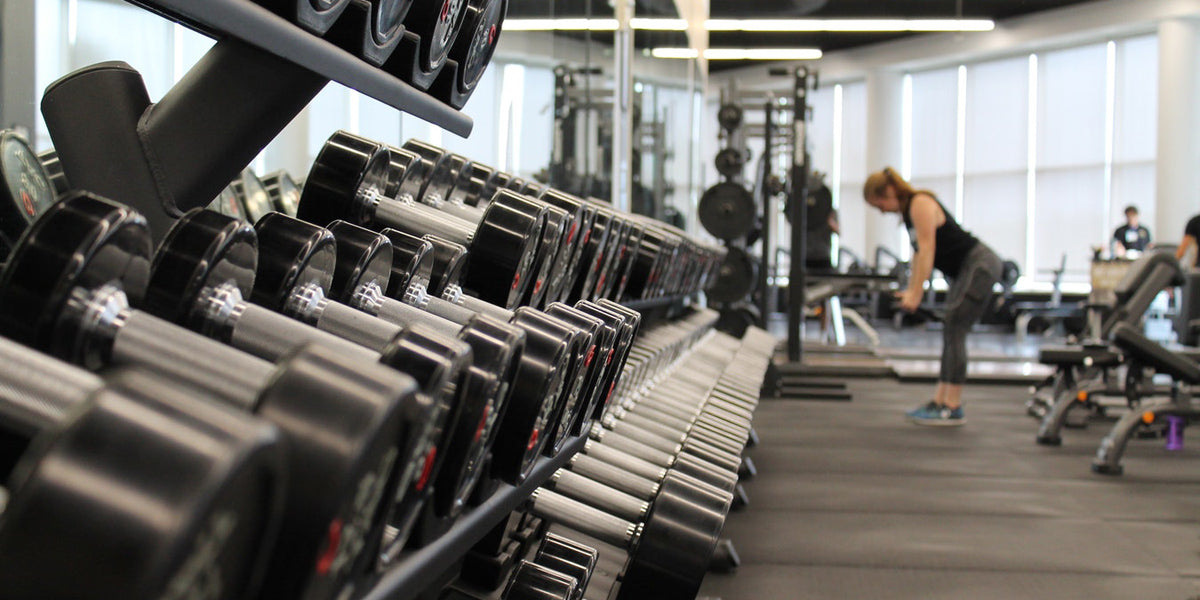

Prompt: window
[962,56,1030,272]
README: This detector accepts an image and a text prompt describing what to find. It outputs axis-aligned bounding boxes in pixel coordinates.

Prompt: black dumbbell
[145,209,478,558]
[398,142,585,309]
[323,0,410,65]
[229,168,275,223]
[0,131,57,263]
[430,0,506,109]
[530,533,598,600]
[261,170,301,216]
[249,0,352,34]
[0,192,424,599]
[319,225,587,480]
[501,560,577,600]
[298,131,546,309]
[36,146,71,198]
[526,478,725,600]
[0,340,286,599]
[381,0,471,90]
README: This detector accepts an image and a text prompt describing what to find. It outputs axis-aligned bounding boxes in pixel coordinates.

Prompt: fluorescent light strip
[705,18,994,32]
[505,18,687,31]
[651,48,822,60]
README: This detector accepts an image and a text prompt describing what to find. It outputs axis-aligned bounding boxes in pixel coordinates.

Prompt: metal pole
[612,0,634,211]
[787,67,812,362]
[760,95,775,323]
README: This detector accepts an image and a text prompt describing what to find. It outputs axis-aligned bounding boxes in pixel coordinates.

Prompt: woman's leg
[938,245,1004,403]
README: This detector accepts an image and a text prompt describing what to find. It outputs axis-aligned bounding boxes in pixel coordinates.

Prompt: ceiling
[507,0,1101,70]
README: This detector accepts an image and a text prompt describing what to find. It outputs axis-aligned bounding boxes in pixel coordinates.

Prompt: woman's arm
[1176,235,1196,262]
[898,195,939,311]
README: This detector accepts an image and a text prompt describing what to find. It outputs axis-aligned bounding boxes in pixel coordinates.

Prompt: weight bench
[1092,322,1200,475]
[1029,251,1184,420]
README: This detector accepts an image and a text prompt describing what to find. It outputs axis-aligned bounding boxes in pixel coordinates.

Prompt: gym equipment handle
[551,469,649,522]
[113,311,271,411]
[527,488,638,549]
[569,454,659,500]
[0,340,103,440]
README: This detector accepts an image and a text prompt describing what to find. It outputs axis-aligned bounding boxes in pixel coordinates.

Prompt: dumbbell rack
[355,295,697,599]
[46,0,472,242]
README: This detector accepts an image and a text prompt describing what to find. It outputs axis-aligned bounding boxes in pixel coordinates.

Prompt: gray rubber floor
[699,376,1200,600]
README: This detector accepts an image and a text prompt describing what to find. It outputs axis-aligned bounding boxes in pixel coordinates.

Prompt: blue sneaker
[905,401,965,426]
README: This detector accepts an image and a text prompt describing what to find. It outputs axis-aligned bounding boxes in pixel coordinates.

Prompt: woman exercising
[863,168,1003,425]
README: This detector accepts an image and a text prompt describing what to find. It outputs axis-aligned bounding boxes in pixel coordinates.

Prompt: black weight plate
[452,0,505,96]
[373,0,414,45]
[382,228,436,296]
[230,169,276,223]
[250,213,337,311]
[37,148,70,198]
[0,132,57,263]
[698,182,756,241]
[422,234,469,296]
[0,376,285,599]
[706,246,760,304]
[714,147,745,179]
[261,170,302,217]
[717,103,743,131]
[0,192,151,365]
[297,130,392,229]
[406,0,469,74]
[467,190,545,308]
[327,220,394,299]
[146,209,258,329]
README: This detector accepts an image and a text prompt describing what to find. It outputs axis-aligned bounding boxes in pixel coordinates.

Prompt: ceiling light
[504,18,690,31]
[651,48,824,60]
[704,18,995,32]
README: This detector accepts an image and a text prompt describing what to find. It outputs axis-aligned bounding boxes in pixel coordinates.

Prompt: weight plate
[714,148,745,179]
[146,209,258,329]
[407,0,469,73]
[698,182,756,241]
[297,131,392,230]
[373,0,414,45]
[250,213,337,311]
[717,103,743,131]
[707,246,760,304]
[231,169,275,224]
[261,170,302,217]
[453,0,504,96]
[0,192,151,366]
[327,220,394,300]
[382,229,436,296]
[0,132,57,261]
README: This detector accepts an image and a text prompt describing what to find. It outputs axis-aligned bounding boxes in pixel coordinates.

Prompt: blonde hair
[863,167,922,211]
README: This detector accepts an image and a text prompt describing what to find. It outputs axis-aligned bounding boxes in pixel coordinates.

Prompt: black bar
[357,435,587,600]
[787,67,812,362]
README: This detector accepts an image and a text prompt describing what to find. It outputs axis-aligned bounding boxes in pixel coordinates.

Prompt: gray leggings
[941,244,1003,384]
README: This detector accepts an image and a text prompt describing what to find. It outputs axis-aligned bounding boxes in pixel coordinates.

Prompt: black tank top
[902,194,979,278]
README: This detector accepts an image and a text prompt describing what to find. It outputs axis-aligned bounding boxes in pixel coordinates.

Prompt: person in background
[1112,205,1151,258]
[863,167,1003,426]
[1175,214,1200,268]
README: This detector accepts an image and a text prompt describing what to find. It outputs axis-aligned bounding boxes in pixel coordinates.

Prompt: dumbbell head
[527,472,726,600]
[501,560,577,600]
[405,0,470,75]
[230,168,275,223]
[0,346,286,600]
[249,212,338,311]
[0,131,57,262]
[433,0,505,108]
[261,169,302,216]
[533,533,598,600]
[144,207,258,333]
[327,219,394,304]
[381,228,437,296]
[422,234,469,296]
[0,191,151,368]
